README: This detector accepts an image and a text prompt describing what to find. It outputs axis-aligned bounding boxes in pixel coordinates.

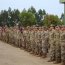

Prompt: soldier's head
[26,26,30,31]
[38,27,42,31]
[44,26,48,31]
[5,25,8,28]
[49,24,54,31]
[34,27,38,31]
[55,26,60,31]
[30,27,33,31]
[61,25,65,31]
[41,26,44,31]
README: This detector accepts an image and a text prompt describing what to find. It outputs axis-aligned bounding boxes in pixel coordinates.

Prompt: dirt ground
[0,41,61,65]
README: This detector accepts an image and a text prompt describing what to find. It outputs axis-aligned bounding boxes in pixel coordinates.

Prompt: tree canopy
[0,6,62,27]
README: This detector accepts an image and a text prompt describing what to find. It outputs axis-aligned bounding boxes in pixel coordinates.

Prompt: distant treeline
[0,6,64,27]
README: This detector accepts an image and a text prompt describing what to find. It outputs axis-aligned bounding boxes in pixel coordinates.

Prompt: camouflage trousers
[2,33,6,42]
[61,42,65,63]
[30,40,35,52]
[5,34,9,43]
[18,38,23,48]
[38,43,42,56]
[26,40,31,52]
[17,39,21,48]
[34,42,39,55]
[22,38,26,49]
[55,43,61,63]
[42,41,48,56]
[8,36,13,44]
[49,43,55,61]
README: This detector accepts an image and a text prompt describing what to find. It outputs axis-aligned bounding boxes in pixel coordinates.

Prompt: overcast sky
[0,0,64,17]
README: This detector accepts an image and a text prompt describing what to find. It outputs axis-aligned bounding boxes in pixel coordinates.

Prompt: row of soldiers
[0,25,65,65]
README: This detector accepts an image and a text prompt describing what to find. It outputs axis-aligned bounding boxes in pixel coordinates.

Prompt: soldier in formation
[60,25,65,65]
[1,25,65,65]
[48,25,55,62]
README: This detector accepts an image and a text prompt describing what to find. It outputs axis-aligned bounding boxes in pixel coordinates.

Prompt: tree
[36,9,46,26]
[11,9,20,24]
[28,6,36,14]
[42,9,46,15]
[43,14,61,26]
[0,7,20,27]
[0,10,8,26]
[20,10,36,27]
[7,7,20,27]
[60,13,64,25]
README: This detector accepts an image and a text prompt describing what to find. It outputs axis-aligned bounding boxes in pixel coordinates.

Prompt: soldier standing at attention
[34,27,39,55]
[60,26,65,65]
[22,28,28,49]
[26,26,30,52]
[48,25,55,62]
[41,27,45,57]
[42,27,49,58]
[38,27,42,56]
[53,26,61,64]
[31,26,36,54]
[0,27,2,40]
[5,25,9,43]
[19,27,24,48]
[29,27,34,53]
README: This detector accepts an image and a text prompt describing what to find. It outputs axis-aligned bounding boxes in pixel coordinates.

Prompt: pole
[64,3,65,25]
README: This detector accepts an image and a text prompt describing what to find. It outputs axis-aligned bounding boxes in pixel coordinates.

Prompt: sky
[0,0,64,17]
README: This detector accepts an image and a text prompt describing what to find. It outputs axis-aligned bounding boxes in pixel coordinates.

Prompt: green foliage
[20,10,36,27]
[35,9,46,26]
[28,6,36,14]
[0,6,62,27]
[0,7,20,27]
[43,15,62,27]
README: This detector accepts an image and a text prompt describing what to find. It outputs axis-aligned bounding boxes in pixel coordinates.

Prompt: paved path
[0,41,60,65]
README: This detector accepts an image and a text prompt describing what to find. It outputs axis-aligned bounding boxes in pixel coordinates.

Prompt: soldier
[15,26,20,47]
[31,27,36,54]
[11,27,15,45]
[19,27,24,48]
[0,27,2,40]
[34,27,39,55]
[2,27,6,42]
[17,26,21,47]
[60,25,65,65]
[53,26,61,64]
[42,27,49,58]
[22,27,27,49]
[8,27,13,44]
[4,26,9,43]
[48,25,55,62]
[38,27,43,56]
[29,27,35,53]
[26,26,30,52]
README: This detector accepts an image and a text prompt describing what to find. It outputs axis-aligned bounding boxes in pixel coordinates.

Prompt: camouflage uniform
[22,29,27,49]
[5,28,9,43]
[18,31,23,48]
[48,29,55,61]
[34,29,39,55]
[30,29,34,52]
[2,28,6,42]
[0,27,2,40]
[26,30,30,51]
[8,28,13,44]
[17,29,20,47]
[60,30,65,65]
[38,30,42,56]
[42,30,49,58]
[11,29,15,45]
[54,30,61,63]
